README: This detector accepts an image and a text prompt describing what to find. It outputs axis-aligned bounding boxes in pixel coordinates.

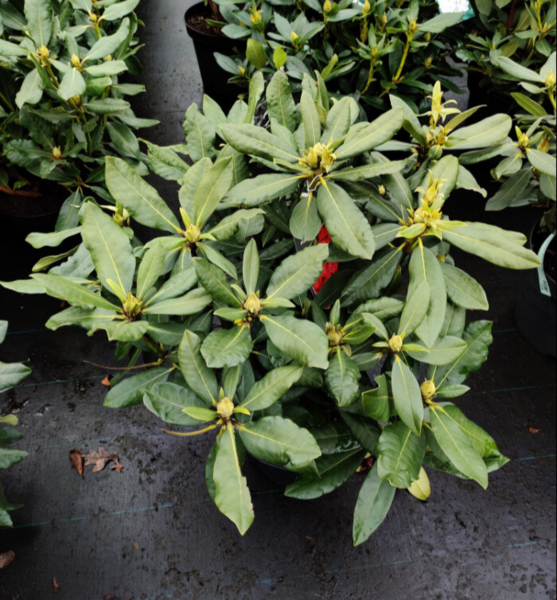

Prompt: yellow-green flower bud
[421,380,437,401]
[546,71,556,88]
[185,224,202,244]
[538,136,550,154]
[326,323,344,347]
[378,185,386,196]
[71,54,82,69]
[518,133,530,150]
[217,397,235,421]
[291,31,299,44]
[424,56,432,69]
[52,147,63,160]
[238,65,246,77]
[250,8,262,24]
[88,11,98,23]
[437,254,446,263]
[244,292,262,315]
[389,334,404,354]
[39,46,50,61]
[123,293,143,319]
[424,32,431,42]
[363,0,371,14]
[324,0,332,13]
[408,19,418,36]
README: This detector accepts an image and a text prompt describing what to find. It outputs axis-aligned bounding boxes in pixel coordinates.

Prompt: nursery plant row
[0,0,555,544]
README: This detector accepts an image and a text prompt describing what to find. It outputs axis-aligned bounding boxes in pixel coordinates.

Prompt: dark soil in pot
[515,221,556,358]
[185,3,246,113]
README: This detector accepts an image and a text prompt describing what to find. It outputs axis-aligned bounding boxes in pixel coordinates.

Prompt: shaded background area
[0,1,555,598]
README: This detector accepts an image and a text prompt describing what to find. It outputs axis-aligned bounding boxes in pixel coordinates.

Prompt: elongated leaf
[328,160,406,182]
[58,68,86,101]
[103,0,140,21]
[25,0,53,47]
[286,448,367,499]
[194,157,234,227]
[408,467,431,500]
[0,362,32,393]
[406,336,467,366]
[224,173,300,207]
[300,91,321,149]
[262,315,329,369]
[377,421,426,488]
[143,288,212,316]
[267,244,328,300]
[104,367,173,408]
[267,70,297,132]
[220,124,299,163]
[321,97,352,144]
[290,194,322,242]
[446,114,512,151]
[325,349,361,407]
[0,448,28,471]
[105,157,180,233]
[15,69,44,108]
[241,366,303,412]
[353,464,396,546]
[243,239,260,295]
[495,56,544,82]
[213,425,254,535]
[32,273,119,311]
[85,18,130,62]
[392,356,424,436]
[201,327,253,368]
[440,262,488,310]
[240,416,321,468]
[317,181,375,260]
[137,242,166,300]
[178,330,218,405]
[429,407,488,489]
[399,281,430,336]
[527,149,556,176]
[194,258,241,307]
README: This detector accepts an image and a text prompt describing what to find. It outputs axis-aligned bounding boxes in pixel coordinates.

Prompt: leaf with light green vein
[243,239,259,294]
[290,195,322,242]
[527,149,556,176]
[194,158,234,227]
[317,181,375,260]
[431,320,493,387]
[26,227,81,249]
[182,406,218,422]
[267,70,297,132]
[244,71,265,125]
[494,56,544,82]
[32,273,119,311]
[377,421,426,488]
[300,91,321,149]
[179,158,212,219]
[340,412,381,453]
[511,92,547,117]
[266,244,329,300]
[392,356,424,436]
[45,307,113,332]
[240,365,303,412]
[224,173,301,207]
[262,315,329,369]
[406,336,467,365]
[419,156,459,199]
[325,349,361,407]
[240,416,321,468]
[429,407,488,489]
[15,69,44,108]
[365,193,406,223]
[92,319,149,342]
[286,448,367,500]
[147,268,197,305]
[353,463,397,546]
[25,0,53,47]
[85,18,130,62]
[145,143,189,181]
[178,330,218,405]
[442,222,540,270]
[143,288,212,316]
[58,68,86,101]
[446,114,512,151]
[321,97,352,144]
[200,327,253,369]
[0,362,32,394]
[81,203,135,299]
[184,105,216,163]
[486,168,532,211]
[399,281,430,337]
[408,244,447,347]
[213,425,254,535]
[208,209,265,242]
[105,157,179,233]
[104,367,173,408]
[373,223,404,251]
[137,241,165,300]
[311,422,360,455]
[0,448,28,471]
[362,374,392,422]
[197,244,237,279]
[220,124,299,163]
[102,0,140,21]
[367,153,414,211]
[193,258,240,306]
[335,108,404,159]
[341,247,402,306]
[354,298,404,321]
[540,173,556,200]
[440,263,489,310]
[328,160,406,183]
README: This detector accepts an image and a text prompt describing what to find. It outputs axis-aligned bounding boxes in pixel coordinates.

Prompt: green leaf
[262,315,329,369]
[540,174,556,201]
[392,356,424,436]
[290,195,322,242]
[137,242,166,300]
[486,168,532,212]
[266,70,296,132]
[399,281,430,336]
[220,124,299,163]
[81,203,135,299]
[362,375,392,422]
[184,105,216,163]
[32,274,119,311]
[213,425,254,535]
[58,68,86,101]
[266,244,329,300]
[143,288,212,316]
[353,464,396,546]
[420,156,460,199]
[325,349,361,407]
[182,406,218,422]
[104,367,173,408]
[107,122,140,159]
[440,263,489,310]
[246,38,267,69]
[243,238,260,295]
[92,320,149,342]
[194,258,241,307]
[0,362,32,393]
[0,448,28,471]
[201,327,254,368]
[84,98,130,114]
[15,69,44,108]
[511,92,548,117]
[245,71,265,125]
[85,18,130,62]
[300,91,321,149]
[240,416,321,468]
[25,0,53,47]
[341,248,403,306]
[146,142,189,181]
[429,406,489,489]
[446,115,512,151]
[495,56,544,82]
[418,11,465,32]
[178,330,218,405]
[105,157,180,233]
[328,160,406,182]
[335,108,404,159]
[26,227,81,249]
[317,181,375,260]
[408,244,447,347]
[0,322,7,345]
[286,448,367,499]
[340,412,381,454]
[442,222,540,270]
[224,173,300,207]
[194,157,234,228]
[377,421,426,488]
[321,97,353,144]
[103,0,140,21]
[408,467,431,500]
[527,149,556,176]
[406,336,467,366]
[240,365,303,412]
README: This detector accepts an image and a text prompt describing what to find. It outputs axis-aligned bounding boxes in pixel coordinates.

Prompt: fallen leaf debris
[0,551,15,570]
[69,447,123,476]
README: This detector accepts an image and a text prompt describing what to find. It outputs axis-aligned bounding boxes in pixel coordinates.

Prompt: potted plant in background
[2,73,541,545]
[0,321,30,528]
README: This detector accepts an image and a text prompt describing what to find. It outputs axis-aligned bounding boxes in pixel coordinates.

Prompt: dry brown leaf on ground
[84,447,123,473]
[101,376,112,388]
[52,576,61,593]
[0,551,15,570]
[69,449,84,477]
[529,427,543,434]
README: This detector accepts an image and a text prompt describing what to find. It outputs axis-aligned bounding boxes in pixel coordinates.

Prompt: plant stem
[379,35,412,98]
[362,60,375,94]
[0,90,14,113]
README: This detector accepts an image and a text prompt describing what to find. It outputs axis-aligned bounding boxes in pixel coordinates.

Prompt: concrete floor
[0,1,555,598]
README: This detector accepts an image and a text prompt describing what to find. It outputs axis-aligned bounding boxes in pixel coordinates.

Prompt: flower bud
[88,11,98,23]
[217,398,235,421]
[428,145,443,160]
[437,254,446,263]
[546,71,556,88]
[421,380,437,401]
[250,8,262,24]
[39,46,50,60]
[238,65,246,77]
[424,56,432,69]
[424,32,431,42]
[408,19,418,36]
[538,136,550,154]
[324,0,332,13]
[52,147,63,160]
[71,54,82,69]
[378,185,386,196]
[185,224,201,244]
[363,0,371,14]
[388,334,404,354]
[518,133,530,149]
[244,292,262,315]
[291,31,299,44]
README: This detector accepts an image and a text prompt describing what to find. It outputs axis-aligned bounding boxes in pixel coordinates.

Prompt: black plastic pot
[249,454,298,486]
[515,222,556,358]
[185,3,245,112]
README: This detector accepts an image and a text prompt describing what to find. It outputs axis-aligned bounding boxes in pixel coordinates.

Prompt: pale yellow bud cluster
[217,398,235,421]
[421,380,437,402]
[52,147,63,160]
[244,292,262,316]
[389,334,404,354]
[123,293,143,319]
[185,224,202,244]
[299,143,337,173]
